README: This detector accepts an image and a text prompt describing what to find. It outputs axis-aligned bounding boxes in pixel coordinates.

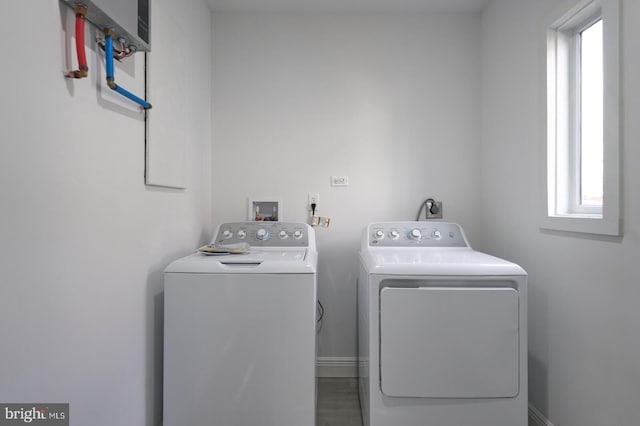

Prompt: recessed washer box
[61,0,151,52]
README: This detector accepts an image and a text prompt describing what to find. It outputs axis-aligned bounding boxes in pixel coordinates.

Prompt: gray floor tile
[317,378,363,426]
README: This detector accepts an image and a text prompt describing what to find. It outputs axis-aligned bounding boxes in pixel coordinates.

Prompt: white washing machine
[358,222,527,426]
[163,222,317,426]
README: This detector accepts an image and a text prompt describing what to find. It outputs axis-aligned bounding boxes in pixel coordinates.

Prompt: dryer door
[380,286,519,398]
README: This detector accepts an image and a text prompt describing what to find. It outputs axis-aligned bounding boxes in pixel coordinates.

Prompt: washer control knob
[409,228,422,240]
[432,229,442,240]
[256,228,269,240]
[374,230,385,239]
[389,230,400,239]
[293,230,303,239]
[237,230,247,239]
[278,230,288,239]
[222,230,233,239]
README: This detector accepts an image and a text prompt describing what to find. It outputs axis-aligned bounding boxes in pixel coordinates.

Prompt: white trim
[529,403,556,426]
[316,356,358,378]
[542,0,621,236]
[541,214,620,235]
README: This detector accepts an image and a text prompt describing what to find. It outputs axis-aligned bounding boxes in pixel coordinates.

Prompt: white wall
[211,12,482,362]
[0,1,211,425]
[480,1,640,425]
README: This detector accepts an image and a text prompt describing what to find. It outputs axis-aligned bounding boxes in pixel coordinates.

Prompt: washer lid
[360,248,526,276]
[165,248,317,274]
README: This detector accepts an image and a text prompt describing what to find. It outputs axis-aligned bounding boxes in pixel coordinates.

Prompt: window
[579,19,603,211]
[544,0,620,235]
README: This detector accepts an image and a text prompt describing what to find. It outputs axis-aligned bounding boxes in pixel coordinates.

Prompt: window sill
[541,215,621,236]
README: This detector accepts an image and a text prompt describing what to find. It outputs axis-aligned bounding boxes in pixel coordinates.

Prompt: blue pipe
[114,85,152,108]
[103,30,152,110]
[105,34,114,80]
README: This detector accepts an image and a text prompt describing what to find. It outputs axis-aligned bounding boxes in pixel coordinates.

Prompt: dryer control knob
[409,228,422,240]
[293,230,303,239]
[256,228,269,240]
[222,230,233,239]
[278,230,288,239]
[374,230,385,239]
[432,229,442,240]
[237,230,247,239]
[389,230,400,239]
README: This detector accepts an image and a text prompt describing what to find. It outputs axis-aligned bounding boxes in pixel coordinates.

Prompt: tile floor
[317,378,363,426]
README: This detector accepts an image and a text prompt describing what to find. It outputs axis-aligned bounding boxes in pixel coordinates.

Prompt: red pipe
[65,4,88,79]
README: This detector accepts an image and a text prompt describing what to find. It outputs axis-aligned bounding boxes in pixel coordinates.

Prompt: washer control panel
[214,222,309,247]
[367,222,469,247]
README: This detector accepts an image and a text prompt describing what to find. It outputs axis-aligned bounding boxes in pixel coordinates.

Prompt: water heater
[61,0,151,52]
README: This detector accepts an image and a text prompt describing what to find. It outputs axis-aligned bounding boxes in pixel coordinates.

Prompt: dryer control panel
[213,222,310,247]
[367,222,469,248]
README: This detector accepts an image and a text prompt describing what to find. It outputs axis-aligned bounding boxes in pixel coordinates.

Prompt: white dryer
[358,222,527,426]
[163,222,317,426]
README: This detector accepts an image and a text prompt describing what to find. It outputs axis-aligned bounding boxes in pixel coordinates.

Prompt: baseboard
[529,403,555,426]
[316,356,358,377]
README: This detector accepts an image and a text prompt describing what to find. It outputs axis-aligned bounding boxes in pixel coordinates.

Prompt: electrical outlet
[308,193,320,212]
[331,176,349,186]
[427,201,443,219]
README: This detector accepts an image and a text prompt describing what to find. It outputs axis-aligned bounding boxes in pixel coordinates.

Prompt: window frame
[571,16,603,215]
[543,0,621,236]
